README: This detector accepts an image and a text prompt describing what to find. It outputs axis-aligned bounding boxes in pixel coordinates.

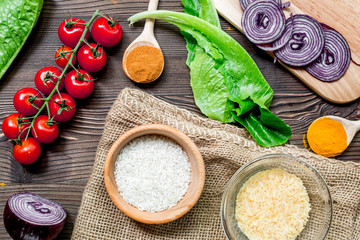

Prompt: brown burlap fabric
[72,88,360,240]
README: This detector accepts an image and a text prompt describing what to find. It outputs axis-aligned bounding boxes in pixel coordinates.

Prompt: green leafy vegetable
[181,0,220,27]
[128,2,291,147]
[0,0,43,80]
[190,46,234,123]
[183,0,233,123]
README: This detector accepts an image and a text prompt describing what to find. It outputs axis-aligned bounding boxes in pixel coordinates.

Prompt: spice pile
[124,45,164,83]
[114,135,191,212]
[306,117,347,157]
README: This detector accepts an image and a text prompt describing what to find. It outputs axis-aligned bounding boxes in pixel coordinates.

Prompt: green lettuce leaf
[232,107,292,147]
[190,46,234,123]
[181,0,220,28]
[128,10,291,147]
[181,0,220,66]
[0,0,43,80]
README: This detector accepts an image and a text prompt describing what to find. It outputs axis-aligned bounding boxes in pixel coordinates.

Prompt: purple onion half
[3,192,67,240]
[305,27,351,82]
[274,14,325,67]
[241,0,286,44]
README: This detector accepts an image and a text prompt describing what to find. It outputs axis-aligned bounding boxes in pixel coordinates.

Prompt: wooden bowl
[104,124,205,224]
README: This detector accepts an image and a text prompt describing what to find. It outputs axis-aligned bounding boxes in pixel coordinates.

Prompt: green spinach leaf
[0,0,43,79]
[129,9,291,147]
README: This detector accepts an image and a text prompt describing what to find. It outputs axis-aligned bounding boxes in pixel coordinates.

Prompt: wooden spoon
[314,116,360,146]
[122,0,164,82]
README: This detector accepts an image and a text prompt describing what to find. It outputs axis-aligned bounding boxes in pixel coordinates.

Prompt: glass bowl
[221,154,332,240]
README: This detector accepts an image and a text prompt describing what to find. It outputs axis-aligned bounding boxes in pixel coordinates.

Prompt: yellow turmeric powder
[307,117,347,157]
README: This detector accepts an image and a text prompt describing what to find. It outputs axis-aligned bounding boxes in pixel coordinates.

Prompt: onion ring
[305,26,351,82]
[274,14,325,66]
[241,0,286,44]
[256,14,294,52]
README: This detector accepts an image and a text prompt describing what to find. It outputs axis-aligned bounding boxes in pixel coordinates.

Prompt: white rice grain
[114,135,191,212]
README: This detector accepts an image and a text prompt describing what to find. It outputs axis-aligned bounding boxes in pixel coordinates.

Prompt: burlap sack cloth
[71,88,360,240]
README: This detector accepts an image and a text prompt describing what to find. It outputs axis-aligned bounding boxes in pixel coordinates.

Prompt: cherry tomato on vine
[13,88,44,116]
[77,43,107,72]
[65,69,94,99]
[55,46,77,69]
[2,113,30,139]
[49,93,76,122]
[58,18,89,48]
[31,115,59,144]
[13,137,41,165]
[91,17,122,47]
[34,67,64,95]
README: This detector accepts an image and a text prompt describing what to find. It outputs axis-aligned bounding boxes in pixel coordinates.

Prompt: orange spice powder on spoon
[306,117,347,157]
[124,45,164,83]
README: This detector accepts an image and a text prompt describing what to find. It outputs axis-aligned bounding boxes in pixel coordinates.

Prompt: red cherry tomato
[55,46,77,69]
[77,43,107,72]
[65,69,94,99]
[2,113,30,139]
[13,137,41,165]
[13,88,44,116]
[48,93,76,122]
[34,67,64,95]
[31,115,59,144]
[91,17,122,47]
[58,18,89,48]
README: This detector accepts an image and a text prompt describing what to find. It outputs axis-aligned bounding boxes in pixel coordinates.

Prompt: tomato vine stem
[21,10,100,141]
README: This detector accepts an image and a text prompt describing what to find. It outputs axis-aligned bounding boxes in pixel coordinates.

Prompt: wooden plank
[0,0,360,239]
[214,0,360,104]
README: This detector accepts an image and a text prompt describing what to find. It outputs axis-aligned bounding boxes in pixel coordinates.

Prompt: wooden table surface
[0,0,359,239]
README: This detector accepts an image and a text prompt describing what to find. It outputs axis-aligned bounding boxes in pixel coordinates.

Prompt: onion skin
[305,27,351,82]
[240,0,282,10]
[3,193,66,240]
[281,1,291,8]
[241,0,286,44]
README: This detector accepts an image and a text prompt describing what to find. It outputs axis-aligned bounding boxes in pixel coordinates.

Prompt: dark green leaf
[232,107,292,147]
[0,0,43,80]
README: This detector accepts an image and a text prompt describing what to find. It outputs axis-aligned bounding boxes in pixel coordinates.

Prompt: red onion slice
[241,0,286,44]
[305,27,351,82]
[281,1,291,9]
[240,0,282,10]
[274,14,325,67]
[256,14,294,51]
[3,192,66,240]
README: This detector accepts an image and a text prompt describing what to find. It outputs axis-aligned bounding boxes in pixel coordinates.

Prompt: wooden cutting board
[214,0,360,104]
